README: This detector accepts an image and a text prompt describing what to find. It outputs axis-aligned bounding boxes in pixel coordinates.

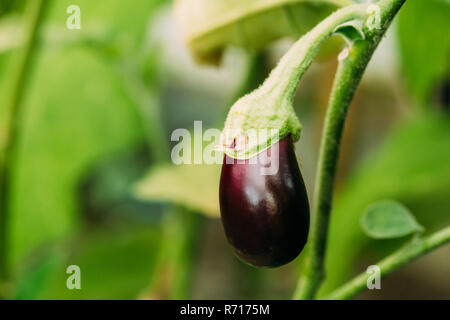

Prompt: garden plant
[0,0,449,301]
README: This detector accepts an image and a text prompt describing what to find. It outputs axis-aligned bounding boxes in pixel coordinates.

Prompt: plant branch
[260,3,369,102]
[0,0,49,298]
[293,0,406,300]
[325,226,450,300]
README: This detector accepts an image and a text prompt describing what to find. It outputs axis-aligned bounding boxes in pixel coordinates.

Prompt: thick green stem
[293,0,406,300]
[0,0,49,298]
[264,3,368,102]
[326,226,450,300]
[145,207,203,299]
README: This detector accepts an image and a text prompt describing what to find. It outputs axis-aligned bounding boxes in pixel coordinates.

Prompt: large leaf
[0,0,168,267]
[397,0,450,106]
[361,200,424,239]
[174,0,351,64]
[7,46,144,267]
[135,163,221,218]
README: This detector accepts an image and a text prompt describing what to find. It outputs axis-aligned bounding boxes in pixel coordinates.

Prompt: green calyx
[221,3,370,160]
[221,87,301,160]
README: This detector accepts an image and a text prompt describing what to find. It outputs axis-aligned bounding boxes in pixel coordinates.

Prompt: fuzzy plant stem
[294,0,406,300]
[0,0,49,297]
[326,226,450,300]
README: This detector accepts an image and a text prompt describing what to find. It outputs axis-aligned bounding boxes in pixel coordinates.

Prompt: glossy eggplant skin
[219,136,310,267]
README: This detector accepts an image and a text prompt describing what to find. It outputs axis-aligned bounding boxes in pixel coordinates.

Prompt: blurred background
[0,0,449,299]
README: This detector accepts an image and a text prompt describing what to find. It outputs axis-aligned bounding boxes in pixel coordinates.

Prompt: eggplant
[219,135,310,267]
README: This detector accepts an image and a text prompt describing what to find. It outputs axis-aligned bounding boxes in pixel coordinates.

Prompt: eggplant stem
[293,0,407,300]
[0,0,49,299]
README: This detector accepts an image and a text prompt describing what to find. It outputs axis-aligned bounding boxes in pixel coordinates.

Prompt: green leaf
[361,200,424,239]
[333,20,365,43]
[397,0,450,106]
[6,47,144,267]
[0,0,168,267]
[174,0,351,64]
[135,163,221,218]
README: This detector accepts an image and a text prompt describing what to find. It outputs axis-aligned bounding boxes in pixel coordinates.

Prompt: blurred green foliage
[15,226,161,299]
[0,0,25,16]
[0,0,168,298]
[136,163,221,218]
[9,44,143,266]
[398,0,450,109]
[175,0,349,63]
[0,0,449,300]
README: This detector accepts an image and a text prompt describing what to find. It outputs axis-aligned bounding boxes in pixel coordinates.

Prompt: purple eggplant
[219,135,310,267]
